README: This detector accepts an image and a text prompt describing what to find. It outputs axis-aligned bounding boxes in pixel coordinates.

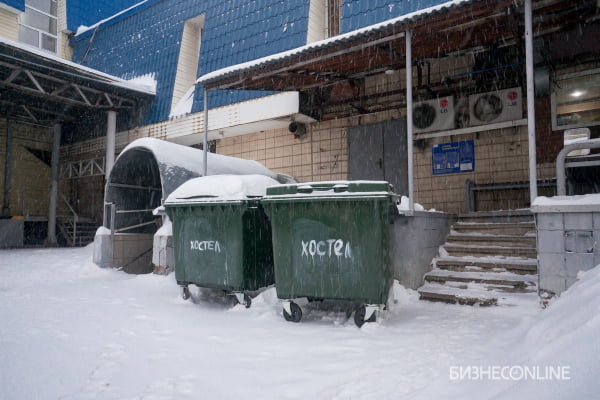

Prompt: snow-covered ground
[0,246,598,399]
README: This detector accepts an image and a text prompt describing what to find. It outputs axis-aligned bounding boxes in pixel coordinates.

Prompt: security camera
[288,122,307,139]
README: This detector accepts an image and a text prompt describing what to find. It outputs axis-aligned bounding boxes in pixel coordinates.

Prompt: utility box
[532,195,600,296]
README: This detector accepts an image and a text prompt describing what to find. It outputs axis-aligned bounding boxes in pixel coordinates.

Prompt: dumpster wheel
[354,305,377,328]
[233,293,252,308]
[282,301,302,323]
[181,285,191,301]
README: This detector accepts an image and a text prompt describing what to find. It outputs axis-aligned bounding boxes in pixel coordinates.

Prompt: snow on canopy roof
[0,37,156,95]
[117,138,282,198]
[165,175,280,204]
[196,0,472,86]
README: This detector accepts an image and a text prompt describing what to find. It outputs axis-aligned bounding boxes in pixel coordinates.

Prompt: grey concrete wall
[0,219,23,248]
[390,211,454,289]
[535,211,600,295]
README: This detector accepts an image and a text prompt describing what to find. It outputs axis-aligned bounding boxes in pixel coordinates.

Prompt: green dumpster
[164,175,277,308]
[261,181,397,326]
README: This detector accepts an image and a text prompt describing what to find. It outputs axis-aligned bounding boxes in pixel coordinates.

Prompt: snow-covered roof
[116,138,286,198]
[196,0,472,86]
[0,37,156,95]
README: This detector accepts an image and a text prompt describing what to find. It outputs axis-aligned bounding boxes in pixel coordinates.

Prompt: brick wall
[0,119,71,218]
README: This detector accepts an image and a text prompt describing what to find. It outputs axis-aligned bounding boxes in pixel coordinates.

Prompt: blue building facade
[70,0,451,125]
[342,0,451,32]
[66,0,141,33]
[2,0,24,11]
[71,0,311,124]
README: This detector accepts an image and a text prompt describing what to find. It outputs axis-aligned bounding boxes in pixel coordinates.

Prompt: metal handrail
[60,194,79,246]
[556,139,600,195]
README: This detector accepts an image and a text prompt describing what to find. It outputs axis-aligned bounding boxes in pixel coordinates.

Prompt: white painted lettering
[309,240,317,256]
[317,241,326,256]
[301,241,309,256]
[334,239,343,256]
[300,238,353,259]
[189,240,221,253]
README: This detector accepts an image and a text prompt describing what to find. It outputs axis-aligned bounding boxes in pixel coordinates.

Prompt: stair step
[424,269,537,289]
[458,210,534,224]
[418,282,538,306]
[453,222,536,235]
[418,283,498,306]
[435,257,538,274]
[443,244,537,258]
[446,233,536,247]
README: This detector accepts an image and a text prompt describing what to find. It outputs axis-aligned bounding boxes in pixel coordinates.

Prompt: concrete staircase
[418,210,538,306]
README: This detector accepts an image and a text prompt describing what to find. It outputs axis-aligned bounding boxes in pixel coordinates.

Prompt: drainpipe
[525,0,537,203]
[203,87,208,175]
[47,123,61,245]
[405,29,414,214]
[2,120,12,216]
[106,111,117,178]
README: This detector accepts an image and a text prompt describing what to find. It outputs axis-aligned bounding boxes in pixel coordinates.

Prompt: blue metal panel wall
[66,0,142,33]
[1,0,24,12]
[341,0,450,33]
[71,0,311,125]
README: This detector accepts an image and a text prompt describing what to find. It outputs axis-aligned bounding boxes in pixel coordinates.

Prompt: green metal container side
[164,201,274,292]
[262,196,393,305]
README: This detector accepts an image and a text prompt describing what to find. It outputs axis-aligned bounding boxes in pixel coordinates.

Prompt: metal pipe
[525,0,538,203]
[106,110,117,178]
[203,87,208,176]
[556,139,600,195]
[405,30,414,213]
[47,123,61,245]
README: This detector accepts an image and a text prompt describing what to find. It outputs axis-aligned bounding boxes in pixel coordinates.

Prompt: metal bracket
[281,300,292,315]
[364,304,380,321]
[234,292,246,305]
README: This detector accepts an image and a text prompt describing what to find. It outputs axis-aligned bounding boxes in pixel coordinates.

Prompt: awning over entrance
[197,0,594,95]
[0,37,154,126]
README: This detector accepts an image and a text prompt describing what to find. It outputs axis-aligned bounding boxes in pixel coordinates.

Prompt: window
[19,0,58,53]
[552,69,600,130]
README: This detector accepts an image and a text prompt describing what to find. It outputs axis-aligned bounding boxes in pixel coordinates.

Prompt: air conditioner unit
[413,96,455,133]
[469,87,523,126]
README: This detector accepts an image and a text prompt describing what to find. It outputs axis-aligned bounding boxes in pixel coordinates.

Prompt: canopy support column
[2,120,12,216]
[106,110,117,178]
[203,87,208,175]
[405,29,414,214]
[525,0,537,203]
[47,123,61,245]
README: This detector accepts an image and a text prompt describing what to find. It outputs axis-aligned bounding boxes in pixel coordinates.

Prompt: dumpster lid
[165,174,280,204]
[264,180,395,198]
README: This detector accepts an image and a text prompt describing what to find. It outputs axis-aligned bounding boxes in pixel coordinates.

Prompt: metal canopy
[0,39,154,126]
[199,0,597,95]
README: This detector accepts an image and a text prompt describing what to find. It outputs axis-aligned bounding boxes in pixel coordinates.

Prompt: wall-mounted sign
[432,140,475,175]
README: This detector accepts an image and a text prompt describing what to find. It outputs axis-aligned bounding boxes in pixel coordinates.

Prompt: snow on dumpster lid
[165,174,280,204]
[264,180,395,198]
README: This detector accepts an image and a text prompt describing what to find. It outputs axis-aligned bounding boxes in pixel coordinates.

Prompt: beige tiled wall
[218,121,550,214]
[217,118,351,183]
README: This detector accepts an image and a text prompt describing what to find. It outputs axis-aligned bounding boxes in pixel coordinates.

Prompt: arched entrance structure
[94,137,290,273]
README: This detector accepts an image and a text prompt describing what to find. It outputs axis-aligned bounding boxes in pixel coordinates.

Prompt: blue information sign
[432,140,475,175]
